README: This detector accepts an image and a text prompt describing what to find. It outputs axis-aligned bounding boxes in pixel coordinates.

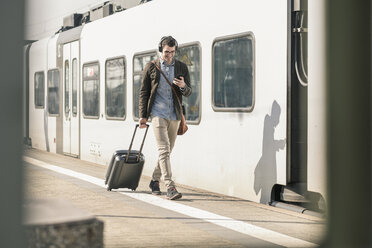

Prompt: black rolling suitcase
[105,124,149,191]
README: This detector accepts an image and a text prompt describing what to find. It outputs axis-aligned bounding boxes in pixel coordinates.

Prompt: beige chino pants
[151,116,180,189]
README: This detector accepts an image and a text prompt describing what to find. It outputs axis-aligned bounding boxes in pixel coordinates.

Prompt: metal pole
[326,0,371,247]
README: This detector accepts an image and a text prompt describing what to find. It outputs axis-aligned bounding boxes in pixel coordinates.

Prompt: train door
[63,41,80,157]
[272,0,323,211]
[289,0,308,186]
[273,0,310,204]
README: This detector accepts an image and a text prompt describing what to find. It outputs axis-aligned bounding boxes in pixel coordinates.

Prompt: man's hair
[159,36,178,52]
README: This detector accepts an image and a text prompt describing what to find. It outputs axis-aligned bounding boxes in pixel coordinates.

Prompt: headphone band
[158,36,178,52]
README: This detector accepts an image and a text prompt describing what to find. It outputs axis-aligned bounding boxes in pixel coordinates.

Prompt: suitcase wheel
[107,187,112,191]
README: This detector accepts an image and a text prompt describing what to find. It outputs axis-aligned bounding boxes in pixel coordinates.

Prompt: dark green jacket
[139,58,192,120]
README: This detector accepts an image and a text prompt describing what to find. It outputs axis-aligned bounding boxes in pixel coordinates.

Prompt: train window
[82,62,100,118]
[175,43,201,123]
[64,60,69,115]
[212,33,255,111]
[105,57,126,120]
[34,71,45,108]
[132,51,157,120]
[72,59,77,117]
[47,69,60,115]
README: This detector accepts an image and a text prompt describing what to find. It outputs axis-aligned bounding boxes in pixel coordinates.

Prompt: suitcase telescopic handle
[126,124,150,163]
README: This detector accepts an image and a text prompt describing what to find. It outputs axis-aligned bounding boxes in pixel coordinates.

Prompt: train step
[272,183,326,213]
[280,183,309,203]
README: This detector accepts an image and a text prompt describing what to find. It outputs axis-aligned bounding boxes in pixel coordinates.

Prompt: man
[139,36,192,200]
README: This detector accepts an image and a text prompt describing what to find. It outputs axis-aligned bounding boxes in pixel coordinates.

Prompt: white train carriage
[28,34,60,153]
[25,0,326,209]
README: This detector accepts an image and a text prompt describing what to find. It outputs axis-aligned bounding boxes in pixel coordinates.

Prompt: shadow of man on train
[254,100,285,204]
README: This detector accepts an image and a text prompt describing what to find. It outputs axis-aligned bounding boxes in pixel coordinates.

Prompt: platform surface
[23,148,325,247]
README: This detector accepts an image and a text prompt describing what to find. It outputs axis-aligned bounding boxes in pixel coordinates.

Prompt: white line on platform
[24,156,317,248]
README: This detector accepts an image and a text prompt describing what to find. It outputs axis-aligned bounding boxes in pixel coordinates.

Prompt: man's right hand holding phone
[173,76,186,89]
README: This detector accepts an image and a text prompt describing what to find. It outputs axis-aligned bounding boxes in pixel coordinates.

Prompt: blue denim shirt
[151,58,177,120]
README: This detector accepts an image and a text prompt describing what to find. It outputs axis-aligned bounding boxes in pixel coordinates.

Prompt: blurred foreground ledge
[23,198,104,248]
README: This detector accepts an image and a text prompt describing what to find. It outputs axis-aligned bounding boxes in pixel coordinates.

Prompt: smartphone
[175,74,183,80]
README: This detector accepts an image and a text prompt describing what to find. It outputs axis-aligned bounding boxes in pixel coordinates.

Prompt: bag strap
[152,61,182,109]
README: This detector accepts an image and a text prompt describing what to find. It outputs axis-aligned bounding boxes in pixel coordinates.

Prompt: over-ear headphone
[158,36,178,52]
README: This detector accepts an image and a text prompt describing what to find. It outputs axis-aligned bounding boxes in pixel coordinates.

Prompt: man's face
[161,45,176,64]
